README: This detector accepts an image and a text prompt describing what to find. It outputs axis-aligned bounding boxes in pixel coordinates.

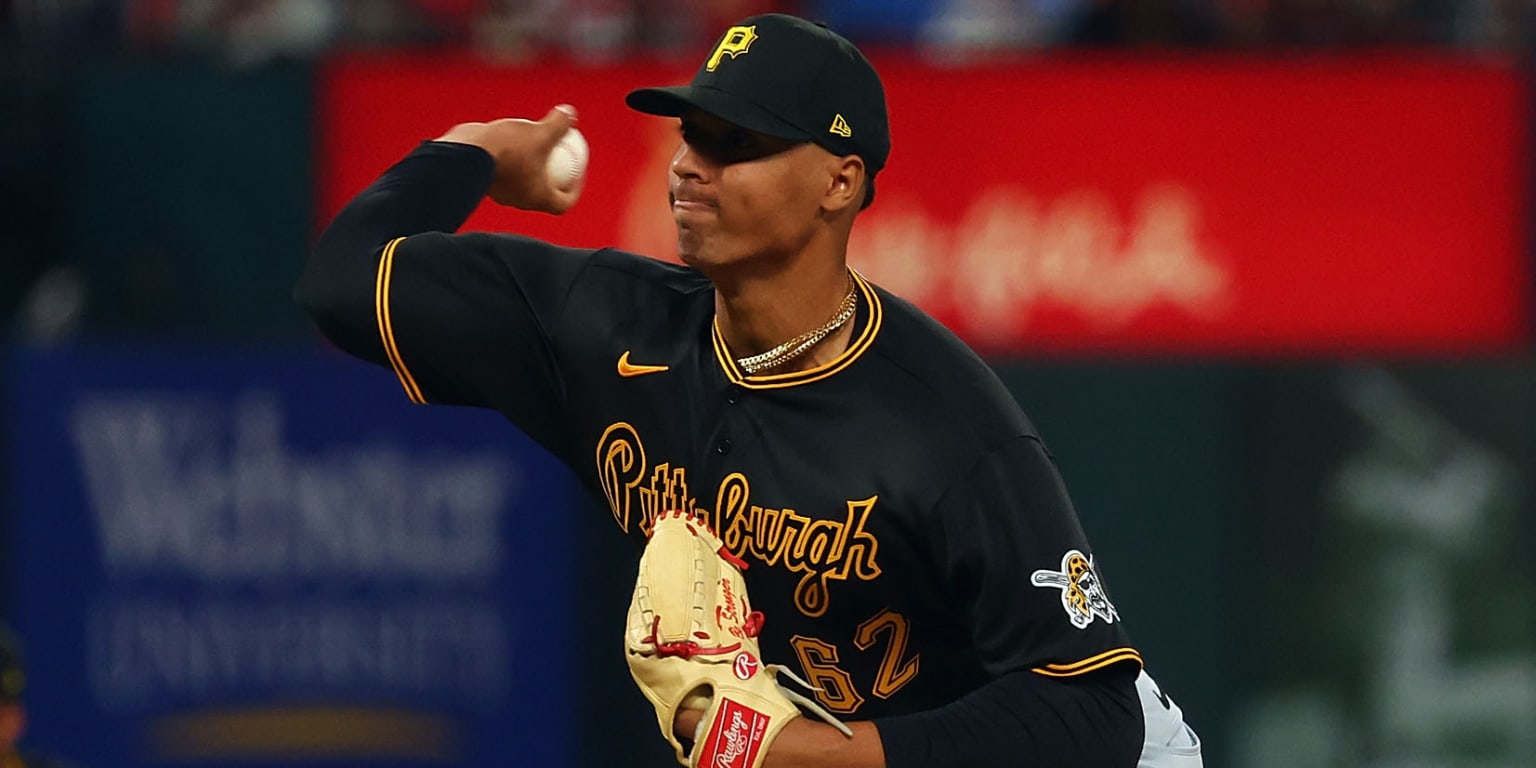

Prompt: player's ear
[822,155,866,215]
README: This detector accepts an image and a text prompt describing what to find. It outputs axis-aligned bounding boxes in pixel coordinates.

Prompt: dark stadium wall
[67,60,315,340]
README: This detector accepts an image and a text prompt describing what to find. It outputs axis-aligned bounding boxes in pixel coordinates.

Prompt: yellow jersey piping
[1030,647,1144,678]
[713,270,881,389]
[374,236,426,404]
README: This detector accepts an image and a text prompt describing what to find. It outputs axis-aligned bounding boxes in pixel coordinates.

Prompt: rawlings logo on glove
[700,700,770,768]
[625,510,850,768]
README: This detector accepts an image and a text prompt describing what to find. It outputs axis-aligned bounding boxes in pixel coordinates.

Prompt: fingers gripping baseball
[434,104,584,214]
[626,511,847,768]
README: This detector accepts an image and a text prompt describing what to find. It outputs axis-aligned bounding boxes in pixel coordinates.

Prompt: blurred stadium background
[2,1,1533,767]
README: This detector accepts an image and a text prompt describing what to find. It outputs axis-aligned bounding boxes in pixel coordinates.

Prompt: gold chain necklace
[735,274,858,374]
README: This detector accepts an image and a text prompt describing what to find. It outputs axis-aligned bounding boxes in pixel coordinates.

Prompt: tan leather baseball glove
[625,510,850,768]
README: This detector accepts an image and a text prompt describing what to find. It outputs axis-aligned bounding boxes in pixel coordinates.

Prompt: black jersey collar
[712,269,881,389]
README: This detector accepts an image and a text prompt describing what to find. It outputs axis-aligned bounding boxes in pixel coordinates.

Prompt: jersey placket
[708,382,749,461]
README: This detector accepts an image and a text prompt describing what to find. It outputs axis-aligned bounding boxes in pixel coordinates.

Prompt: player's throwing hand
[434,104,584,214]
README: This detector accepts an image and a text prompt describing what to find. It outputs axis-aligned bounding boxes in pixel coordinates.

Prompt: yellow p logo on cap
[707,25,759,71]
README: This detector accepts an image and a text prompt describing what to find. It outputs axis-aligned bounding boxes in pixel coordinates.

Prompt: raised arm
[294,106,582,363]
[294,107,594,452]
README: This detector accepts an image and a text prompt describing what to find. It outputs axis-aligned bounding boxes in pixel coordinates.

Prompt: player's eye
[724,129,755,150]
[679,122,794,165]
[678,125,729,162]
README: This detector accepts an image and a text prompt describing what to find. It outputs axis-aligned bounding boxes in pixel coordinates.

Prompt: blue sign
[7,345,579,768]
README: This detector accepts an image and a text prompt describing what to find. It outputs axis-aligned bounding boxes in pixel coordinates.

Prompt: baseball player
[297,13,1201,768]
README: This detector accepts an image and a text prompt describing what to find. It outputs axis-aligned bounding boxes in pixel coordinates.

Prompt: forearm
[320,141,493,250]
[675,666,1137,767]
[294,142,493,359]
[763,720,884,768]
[870,665,1142,768]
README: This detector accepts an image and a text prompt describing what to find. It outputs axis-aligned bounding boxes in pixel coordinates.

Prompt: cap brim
[625,85,811,144]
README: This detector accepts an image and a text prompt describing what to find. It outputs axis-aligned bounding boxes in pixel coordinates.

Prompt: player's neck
[713,260,856,374]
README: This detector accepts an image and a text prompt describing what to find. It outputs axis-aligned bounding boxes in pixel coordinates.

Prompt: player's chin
[675,230,706,268]
[677,248,718,271]
[677,238,738,273]
[676,224,755,270]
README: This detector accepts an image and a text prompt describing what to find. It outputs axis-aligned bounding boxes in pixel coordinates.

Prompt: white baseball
[545,127,588,191]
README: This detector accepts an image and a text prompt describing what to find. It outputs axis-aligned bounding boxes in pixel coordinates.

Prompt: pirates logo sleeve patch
[1030,550,1120,629]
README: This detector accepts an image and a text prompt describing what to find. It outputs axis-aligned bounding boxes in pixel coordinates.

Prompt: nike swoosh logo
[617,351,670,378]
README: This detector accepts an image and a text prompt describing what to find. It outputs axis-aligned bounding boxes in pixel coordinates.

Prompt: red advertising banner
[318,53,1529,357]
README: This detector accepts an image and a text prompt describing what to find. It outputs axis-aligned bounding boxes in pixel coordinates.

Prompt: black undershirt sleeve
[872,663,1142,768]
[295,141,495,365]
[295,141,593,452]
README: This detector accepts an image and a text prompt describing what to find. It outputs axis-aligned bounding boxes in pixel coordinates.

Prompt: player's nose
[670,141,710,182]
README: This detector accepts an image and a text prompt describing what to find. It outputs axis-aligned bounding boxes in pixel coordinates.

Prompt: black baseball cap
[626,14,891,173]
[0,624,23,703]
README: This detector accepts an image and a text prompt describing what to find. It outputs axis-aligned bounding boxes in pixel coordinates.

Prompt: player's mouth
[670,186,717,215]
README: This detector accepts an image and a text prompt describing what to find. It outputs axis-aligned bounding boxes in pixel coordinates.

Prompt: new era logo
[829,114,852,138]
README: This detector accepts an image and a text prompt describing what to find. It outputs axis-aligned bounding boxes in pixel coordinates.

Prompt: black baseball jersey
[302,142,1141,722]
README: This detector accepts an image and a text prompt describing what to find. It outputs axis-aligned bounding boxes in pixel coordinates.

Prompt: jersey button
[716,438,732,454]
[727,386,743,405]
